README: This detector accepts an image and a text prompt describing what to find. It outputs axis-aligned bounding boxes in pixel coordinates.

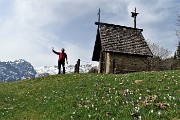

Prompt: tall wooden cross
[97,8,101,23]
[131,7,139,28]
[97,8,101,29]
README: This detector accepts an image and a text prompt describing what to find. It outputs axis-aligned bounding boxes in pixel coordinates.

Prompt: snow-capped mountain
[0,59,97,82]
[35,64,94,76]
[0,59,37,82]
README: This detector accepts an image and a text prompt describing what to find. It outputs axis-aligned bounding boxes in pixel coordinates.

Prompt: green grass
[0,71,179,120]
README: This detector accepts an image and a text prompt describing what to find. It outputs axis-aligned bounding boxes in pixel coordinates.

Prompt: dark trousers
[58,60,65,74]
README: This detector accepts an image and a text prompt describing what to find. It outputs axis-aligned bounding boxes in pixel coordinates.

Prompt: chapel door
[100,52,106,73]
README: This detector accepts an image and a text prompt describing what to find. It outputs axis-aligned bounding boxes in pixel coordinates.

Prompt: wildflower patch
[0,71,179,120]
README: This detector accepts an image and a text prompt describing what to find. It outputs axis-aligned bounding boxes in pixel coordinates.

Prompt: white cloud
[0,0,62,66]
[0,0,179,67]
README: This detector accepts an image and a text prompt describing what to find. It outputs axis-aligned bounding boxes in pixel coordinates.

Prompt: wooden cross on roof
[131,7,139,28]
[97,8,101,29]
[97,8,101,23]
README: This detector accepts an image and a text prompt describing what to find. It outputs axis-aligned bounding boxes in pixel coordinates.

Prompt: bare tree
[148,42,172,60]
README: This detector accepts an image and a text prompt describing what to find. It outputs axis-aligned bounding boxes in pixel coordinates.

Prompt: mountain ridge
[0,59,37,82]
[0,59,96,82]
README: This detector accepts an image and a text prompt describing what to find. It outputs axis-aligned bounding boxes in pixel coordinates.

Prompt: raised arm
[52,47,60,55]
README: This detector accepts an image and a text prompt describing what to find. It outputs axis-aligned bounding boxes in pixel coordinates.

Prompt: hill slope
[0,71,179,120]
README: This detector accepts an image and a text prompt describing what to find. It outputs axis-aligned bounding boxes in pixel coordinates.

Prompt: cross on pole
[131,7,139,28]
[97,8,101,23]
[97,8,101,29]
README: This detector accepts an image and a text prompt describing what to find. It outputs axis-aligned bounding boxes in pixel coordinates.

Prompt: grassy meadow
[0,70,179,120]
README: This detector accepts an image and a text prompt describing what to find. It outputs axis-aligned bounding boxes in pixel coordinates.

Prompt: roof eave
[95,22,143,32]
[92,28,102,61]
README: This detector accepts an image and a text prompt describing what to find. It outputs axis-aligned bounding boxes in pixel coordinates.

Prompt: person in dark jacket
[52,47,68,74]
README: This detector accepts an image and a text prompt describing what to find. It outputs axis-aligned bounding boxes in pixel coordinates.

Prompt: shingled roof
[92,22,153,61]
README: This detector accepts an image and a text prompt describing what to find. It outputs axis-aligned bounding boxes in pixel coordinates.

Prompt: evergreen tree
[174,51,177,59]
[176,41,180,60]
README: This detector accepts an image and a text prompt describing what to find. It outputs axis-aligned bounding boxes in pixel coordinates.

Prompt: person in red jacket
[52,47,68,74]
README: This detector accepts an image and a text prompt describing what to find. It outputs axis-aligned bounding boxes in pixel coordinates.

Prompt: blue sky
[0,0,179,67]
